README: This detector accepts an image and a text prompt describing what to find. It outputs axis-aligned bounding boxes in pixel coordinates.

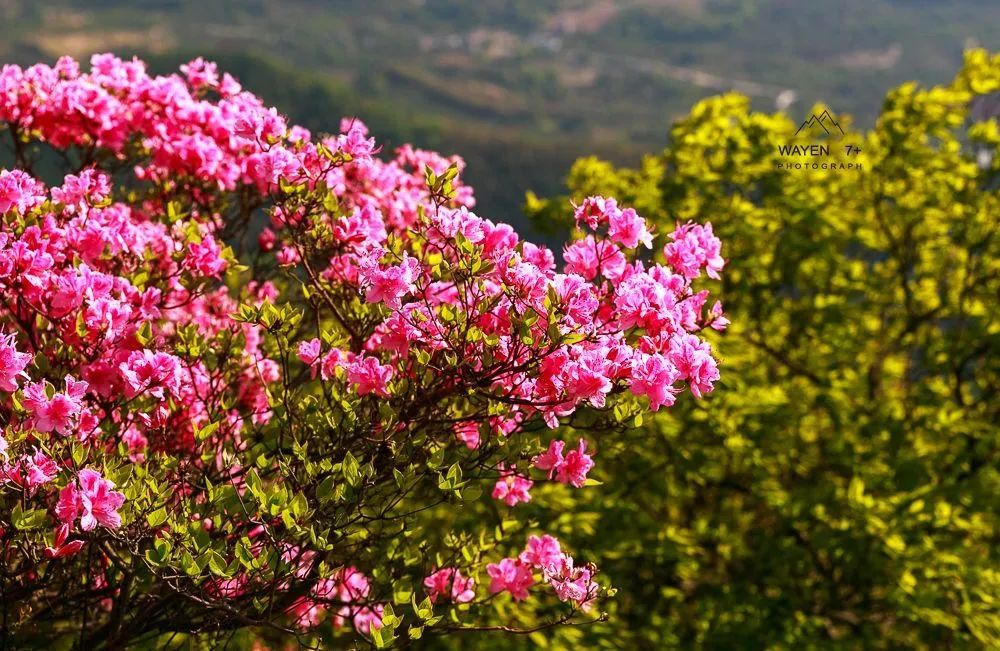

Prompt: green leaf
[316,475,335,502]
[207,551,228,576]
[13,506,47,531]
[146,507,168,527]
[290,492,309,518]
[136,321,153,346]
[72,444,87,467]
[235,538,254,568]
[343,451,360,487]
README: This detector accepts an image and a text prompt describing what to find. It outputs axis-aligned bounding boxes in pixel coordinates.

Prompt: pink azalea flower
[119,349,183,399]
[22,376,89,435]
[276,245,300,266]
[337,118,378,161]
[668,333,720,399]
[285,566,381,632]
[709,300,730,331]
[486,558,535,601]
[51,168,110,214]
[44,523,86,559]
[454,421,481,449]
[608,207,654,249]
[424,567,476,604]
[522,242,555,271]
[0,332,31,392]
[2,449,60,493]
[519,535,563,574]
[534,440,566,479]
[492,466,534,507]
[297,338,321,366]
[122,426,148,463]
[630,352,681,410]
[333,566,371,603]
[546,555,596,608]
[258,227,276,251]
[556,439,595,488]
[290,565,374,632]
[319,348,346,381]
[551,274,598,328]
[663,221,725,279]
[24,450,60,489]
[287,579,334,629]
[0,169,46,214]
[563,349,614,408]
[180,57,219,89]
[564,235,627,281]
[347,356,393,397]
[573,196,619,230]
[57,468,126,531]
[352,605,384,635]
[361,254,420,309]
[534,439,594,488]
[280,544,318,580]
[84,296,132,341]
[186,235,228,278]
[206,575,249,599]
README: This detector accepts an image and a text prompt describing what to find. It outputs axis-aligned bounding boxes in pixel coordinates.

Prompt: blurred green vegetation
[515,49,1000,649]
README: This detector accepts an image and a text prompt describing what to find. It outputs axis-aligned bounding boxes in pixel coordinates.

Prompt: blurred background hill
[0,0,997,224]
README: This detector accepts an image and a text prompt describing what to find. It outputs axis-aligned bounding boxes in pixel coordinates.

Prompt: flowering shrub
[0,54,724,647]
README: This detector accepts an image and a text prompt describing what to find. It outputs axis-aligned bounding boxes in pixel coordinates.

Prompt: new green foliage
[523,49,1000,649]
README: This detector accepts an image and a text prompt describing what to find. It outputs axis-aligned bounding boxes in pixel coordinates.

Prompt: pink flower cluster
[22,376,89,435]
[0,331,31,392]
[1,449,59,494]
[574,195,654,249]
[0,54,358,191]
[55,469,125,531]
[663,221,725,279]
[488,535,597,608]
[534,439,595,488]
[283,175,725,434]
[0,53,726,636]
[424,567,476,604]
[0,169,45,214]
[286,566,384,634]
[492,464,534,507]
[0,55,300,567]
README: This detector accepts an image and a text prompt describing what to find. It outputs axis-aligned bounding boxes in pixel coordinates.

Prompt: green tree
[525,49,1000,649]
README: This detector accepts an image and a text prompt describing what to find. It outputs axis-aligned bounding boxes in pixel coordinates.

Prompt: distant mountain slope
[0,0,997,220]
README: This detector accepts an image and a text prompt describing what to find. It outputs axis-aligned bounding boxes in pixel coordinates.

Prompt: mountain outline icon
[794,110,846,136]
